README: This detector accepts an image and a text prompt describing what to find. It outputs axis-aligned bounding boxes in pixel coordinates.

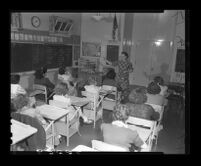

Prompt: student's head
[147,82,161,95]
[41,66,47,75]
[65,67,72,76]
[88,77,97,85]
[120,51,129,61]
[11,94,29,111]
[106,69,116,80]
[34,69,44,79]
[11,74,20,84]
[128,87,148,104]
[113,104,130,122]
[58,67,66,75]
[54,82,69,96]
[154,76,164,86]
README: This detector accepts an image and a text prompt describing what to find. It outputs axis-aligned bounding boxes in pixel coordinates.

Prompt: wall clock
[31,16,41,28]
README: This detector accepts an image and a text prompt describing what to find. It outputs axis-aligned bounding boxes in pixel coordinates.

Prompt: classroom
[10,11,186,153]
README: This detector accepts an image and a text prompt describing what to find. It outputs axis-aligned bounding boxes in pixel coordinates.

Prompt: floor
[54,94,186,154]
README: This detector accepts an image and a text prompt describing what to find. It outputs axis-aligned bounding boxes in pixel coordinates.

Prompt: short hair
[106,69,116,80]
[128,87,148,104]
[58,67,66,75]
[147,82,161,95]
[11,74,20,84]
[11,94,29,111]
[54,82,69,96]
[113,104,130,122]
[154,76,164,86]
[121,51,129,59]
[34,69,44,79]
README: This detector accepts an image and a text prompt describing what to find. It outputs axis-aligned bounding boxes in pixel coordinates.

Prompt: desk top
[128,125,152,142]
[71,145,98,152]
[11,119,37,145]
[69,96,90,107]
[36,104,70,121]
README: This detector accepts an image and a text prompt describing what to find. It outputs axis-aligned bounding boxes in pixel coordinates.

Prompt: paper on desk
[36,105,69,120]
[128,125,152,142]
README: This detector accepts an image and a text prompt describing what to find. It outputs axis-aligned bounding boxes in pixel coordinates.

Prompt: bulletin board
[82,42,101,57]
[175,49,185,73]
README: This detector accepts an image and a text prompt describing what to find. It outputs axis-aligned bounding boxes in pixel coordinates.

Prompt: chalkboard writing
[11,43,72,73]
[106,45,119,62]
[175,49,185,73]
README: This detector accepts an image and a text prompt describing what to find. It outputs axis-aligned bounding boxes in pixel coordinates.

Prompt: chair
[91,140,128,152]
[145,103,164,149]
[49,100,81,146]
[31,84,54,104]
[101,85,120,111]
[81,91,103,128]
[125,116,157,152]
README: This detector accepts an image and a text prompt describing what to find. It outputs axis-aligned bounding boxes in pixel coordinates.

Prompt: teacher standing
[106,52,133,101]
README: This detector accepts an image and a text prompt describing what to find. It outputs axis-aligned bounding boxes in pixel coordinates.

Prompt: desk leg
[52,122,55,148]
[66,114,69,147]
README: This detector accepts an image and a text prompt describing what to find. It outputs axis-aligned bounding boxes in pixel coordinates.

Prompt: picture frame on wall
[82,42,101,57]
[11,13,22,31]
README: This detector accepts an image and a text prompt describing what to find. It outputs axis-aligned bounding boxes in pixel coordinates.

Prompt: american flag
[112,14,118,40]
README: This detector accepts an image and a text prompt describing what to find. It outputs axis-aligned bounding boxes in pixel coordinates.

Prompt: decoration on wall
[82,42,101,57]
[11,13,22,30]
[112,13,118,41]
[31,16,41,28]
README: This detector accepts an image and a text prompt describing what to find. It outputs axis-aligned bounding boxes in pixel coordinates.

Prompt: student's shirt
[34,77,55,93]
[101,122,144,149]
[58,74,71,83]
[159,85,168,96]
[146,93,166,106]
[11,84,26,99]
[102,79,117,87]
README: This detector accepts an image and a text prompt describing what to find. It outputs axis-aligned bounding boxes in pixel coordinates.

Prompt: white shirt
[112,120,128,128]
[11,84,26,99]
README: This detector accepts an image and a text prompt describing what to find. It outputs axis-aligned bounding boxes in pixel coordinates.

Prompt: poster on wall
[82,42,101,57]
[175,49,185,73]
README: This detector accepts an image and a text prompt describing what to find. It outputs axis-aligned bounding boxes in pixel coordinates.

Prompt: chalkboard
[11,43,72,73]
[106,45,119,62]
[175,49,185,73]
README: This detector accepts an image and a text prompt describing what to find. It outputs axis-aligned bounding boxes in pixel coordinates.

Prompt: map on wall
[82,42,101,57]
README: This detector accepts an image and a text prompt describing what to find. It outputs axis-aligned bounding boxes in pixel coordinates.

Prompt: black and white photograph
[10,11,188,154]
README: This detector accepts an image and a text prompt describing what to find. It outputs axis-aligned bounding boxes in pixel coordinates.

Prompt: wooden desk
[72,145,98,152]
[11,119,37,145]
[36,104,70,146]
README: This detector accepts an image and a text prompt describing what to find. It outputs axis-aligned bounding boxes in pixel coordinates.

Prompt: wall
[170,10,185,83]
[16,13,81,90]
[126,11,180,86]
[81,13,124,60]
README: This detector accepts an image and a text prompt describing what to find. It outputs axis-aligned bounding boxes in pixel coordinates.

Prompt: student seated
[34,68,55,96]
[53,82,93,124]
[11,94,48,150]
[146,82,167,106]
[153,76,168,97]
[101,104,147,152]
[126,87,160,121]
[11,94,47,126]
[57,66,77,96]
[11,74,26,99]
[102,69,118,100]
[102,68,117,87]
